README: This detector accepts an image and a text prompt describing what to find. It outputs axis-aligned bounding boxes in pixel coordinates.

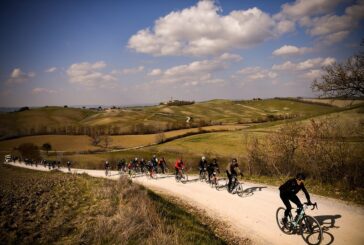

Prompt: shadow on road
[313,214,342,245]
[240,186,267,198]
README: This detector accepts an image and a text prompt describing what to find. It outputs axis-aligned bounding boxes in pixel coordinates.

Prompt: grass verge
[0,164,226,244]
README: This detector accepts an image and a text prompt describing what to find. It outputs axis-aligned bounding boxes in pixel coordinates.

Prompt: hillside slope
[0,99,339,138]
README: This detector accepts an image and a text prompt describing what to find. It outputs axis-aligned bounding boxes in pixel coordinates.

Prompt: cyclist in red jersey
[175,158,185,177]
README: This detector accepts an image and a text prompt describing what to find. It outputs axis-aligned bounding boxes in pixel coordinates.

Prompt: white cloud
[237,66,277,81]
[304,69,324,80]
[31,87,57,94]
[45,67,57,73]
[272,45,312,56]
[66,61,117,87]
[272,57,336,71]
[276,0,363,46]
[150,53,240,86]
[128,1,290,56]
[279,0,342,20]
[148,69,162,76]
[6,68,35,84]
[121,66,144,75]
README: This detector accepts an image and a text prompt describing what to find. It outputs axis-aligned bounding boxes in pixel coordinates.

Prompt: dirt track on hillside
[8,162,364,245]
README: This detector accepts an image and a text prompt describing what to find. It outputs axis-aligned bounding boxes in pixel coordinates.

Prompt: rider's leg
[226,171,232,192]
[280,192,292,218]
[289,194,303,215]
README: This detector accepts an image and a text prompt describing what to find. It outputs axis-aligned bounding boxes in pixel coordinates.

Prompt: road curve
[7,162,364,245]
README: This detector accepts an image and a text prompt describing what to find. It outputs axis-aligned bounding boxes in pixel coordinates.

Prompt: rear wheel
[276,207,293,234]
[300,215,322,245]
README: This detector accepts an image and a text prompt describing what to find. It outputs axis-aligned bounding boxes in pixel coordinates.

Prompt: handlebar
[304,202,318,210]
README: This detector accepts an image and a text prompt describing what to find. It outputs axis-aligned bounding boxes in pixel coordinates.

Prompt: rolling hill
[0,98,343,139]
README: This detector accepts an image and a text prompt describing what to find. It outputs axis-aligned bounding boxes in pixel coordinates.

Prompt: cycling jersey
[175,160,184,169]
[199,159,208,170]
[226,162,241,176]
[279,178,311,201]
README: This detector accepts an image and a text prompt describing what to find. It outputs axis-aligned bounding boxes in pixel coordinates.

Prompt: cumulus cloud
[272,57,335,71]
[279,0,342,20]
[128,1,291,56]
[148,69,162,76]
[304,69,324,80]
[45,67,57,73]
[272,45,312,56]
[31,87,57,94]
[66,61,117,87]
[280,0,364,45]
[120,66,144,75]
[150,53,240,86]
[6,68,35,84]
[237,66,277,81]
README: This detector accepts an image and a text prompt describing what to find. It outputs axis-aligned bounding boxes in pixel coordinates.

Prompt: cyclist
[105,160,110,176]
[146,160,154,177]
[199,156,208,178]
[175,158,185,178]
[226,158,243,193]
[67,160,72,172]
[139,158,146,173]
[132,157,139,172]
[158,157,167,174]
[207,158,219,183]
[151,154,158,172]
[279,173,312,224]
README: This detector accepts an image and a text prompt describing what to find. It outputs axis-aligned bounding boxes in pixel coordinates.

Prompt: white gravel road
[7,162,364,245]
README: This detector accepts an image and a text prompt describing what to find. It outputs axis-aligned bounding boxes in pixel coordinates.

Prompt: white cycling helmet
[202,156,206,161]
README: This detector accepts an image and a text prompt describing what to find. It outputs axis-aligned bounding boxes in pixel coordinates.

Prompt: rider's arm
[302,184,311,203]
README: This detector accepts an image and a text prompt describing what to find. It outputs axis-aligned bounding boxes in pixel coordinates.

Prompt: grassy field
[0,98,340,138]
[302,98,364,107]
[0,124,248,153]
[0,164,227,244]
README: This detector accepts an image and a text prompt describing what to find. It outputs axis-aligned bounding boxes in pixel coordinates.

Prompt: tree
[312,41,364,97]
[17,143,41,160]
[90,129,102,146]
[41,143,52,155]
[101,135,113,148]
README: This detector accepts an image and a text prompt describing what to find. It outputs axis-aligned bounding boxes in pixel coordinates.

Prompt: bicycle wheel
[181,173,188,183]
[236,184,245,196]
[216,179,227,191]
[276,207,293,234]
[300,215,322,245]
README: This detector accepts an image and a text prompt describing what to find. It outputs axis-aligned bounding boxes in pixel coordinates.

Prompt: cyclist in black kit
[279,173,312,224]
[207,158,219,183]
[199,156,208,176]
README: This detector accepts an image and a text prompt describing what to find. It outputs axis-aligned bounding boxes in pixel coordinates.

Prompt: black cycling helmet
[296,173,306,180]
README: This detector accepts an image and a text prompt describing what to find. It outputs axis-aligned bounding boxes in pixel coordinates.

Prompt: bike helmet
[296,173,306,180]
[202,156,206,161]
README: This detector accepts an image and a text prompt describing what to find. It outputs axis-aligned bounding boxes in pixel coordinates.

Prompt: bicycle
[209,171,219,188]
[175,168,188,183]
[105,167,110,176]
[199,168,208,182]
[276,202,323,245]
[230,176,244,195]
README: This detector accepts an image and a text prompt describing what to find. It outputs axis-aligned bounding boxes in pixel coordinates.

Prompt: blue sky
[0,0,363,107]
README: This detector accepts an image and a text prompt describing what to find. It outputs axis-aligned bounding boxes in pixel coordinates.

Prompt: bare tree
[101,135,113,148]
[90,129,102,146]
[312,40,364,97]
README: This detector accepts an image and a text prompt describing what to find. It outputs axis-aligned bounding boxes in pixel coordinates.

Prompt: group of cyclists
[104,155,168,177]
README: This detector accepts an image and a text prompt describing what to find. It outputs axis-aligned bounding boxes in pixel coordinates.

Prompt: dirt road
[7,162,364,245]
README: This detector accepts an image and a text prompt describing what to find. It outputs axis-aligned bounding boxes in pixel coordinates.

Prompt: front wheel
[276,207,293,234]
[181,173,188,183]
[300,215,322,245]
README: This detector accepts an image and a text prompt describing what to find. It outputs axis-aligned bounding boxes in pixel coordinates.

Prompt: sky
[0,0,363,107]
